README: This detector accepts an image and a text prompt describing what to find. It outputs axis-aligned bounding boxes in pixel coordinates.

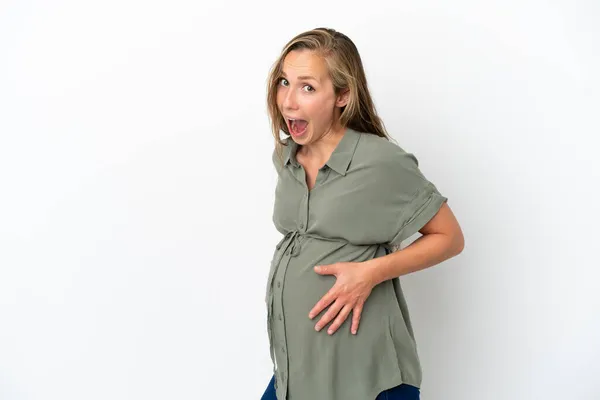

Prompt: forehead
[282,50,329,82]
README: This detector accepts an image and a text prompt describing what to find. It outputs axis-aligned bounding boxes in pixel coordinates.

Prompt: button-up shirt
[265,126,447,399]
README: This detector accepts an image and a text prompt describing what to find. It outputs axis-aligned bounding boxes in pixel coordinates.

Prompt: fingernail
[328,329,333,334]
[315,325,320,331]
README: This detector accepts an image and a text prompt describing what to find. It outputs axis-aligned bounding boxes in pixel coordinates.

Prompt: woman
[262,28,464,400]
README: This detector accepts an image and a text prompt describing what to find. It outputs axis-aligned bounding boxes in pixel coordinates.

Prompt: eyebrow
[281,72,319,83]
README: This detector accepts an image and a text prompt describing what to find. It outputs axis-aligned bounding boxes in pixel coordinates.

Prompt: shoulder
[271,147,281,175]
[354,132,419,173]
[271,137,291,174]
[354,132,438,199]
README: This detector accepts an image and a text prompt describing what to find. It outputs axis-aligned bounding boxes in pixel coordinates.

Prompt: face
[276,50,349,144]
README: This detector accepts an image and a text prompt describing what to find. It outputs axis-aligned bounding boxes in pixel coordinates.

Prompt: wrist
[363,258,386,287]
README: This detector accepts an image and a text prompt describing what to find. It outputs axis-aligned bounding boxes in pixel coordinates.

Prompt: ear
[335,88,350,108]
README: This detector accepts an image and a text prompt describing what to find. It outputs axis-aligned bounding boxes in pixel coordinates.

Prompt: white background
[1,1,599,399]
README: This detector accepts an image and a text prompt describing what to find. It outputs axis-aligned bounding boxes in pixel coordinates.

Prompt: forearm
[364,233,462,286]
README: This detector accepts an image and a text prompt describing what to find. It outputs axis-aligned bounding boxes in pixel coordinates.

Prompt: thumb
[314,264,334,274]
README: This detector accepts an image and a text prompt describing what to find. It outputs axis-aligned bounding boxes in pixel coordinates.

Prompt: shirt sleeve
[385,149,448,248]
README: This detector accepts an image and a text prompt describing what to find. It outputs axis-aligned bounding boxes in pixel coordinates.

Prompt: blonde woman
[262,28,464,400]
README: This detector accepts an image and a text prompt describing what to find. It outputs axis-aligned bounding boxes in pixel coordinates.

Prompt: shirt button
[277,281,281,288]
[285,249,290,255]
[278,314,282,320]
[281,346,286,353]
[299,223,304,229]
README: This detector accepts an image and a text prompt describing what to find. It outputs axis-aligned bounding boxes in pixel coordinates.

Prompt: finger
[327,303,354,335]
[314,264,337,275]
[315,299,344,332]
[308,287,338,319]
[351,303,364,335]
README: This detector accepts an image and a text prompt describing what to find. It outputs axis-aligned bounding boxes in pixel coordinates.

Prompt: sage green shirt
[265,126,447,400]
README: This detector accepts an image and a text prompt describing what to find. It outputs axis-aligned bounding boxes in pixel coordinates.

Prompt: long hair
[266,27,394,166]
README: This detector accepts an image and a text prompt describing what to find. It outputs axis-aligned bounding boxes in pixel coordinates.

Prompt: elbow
[452,230,465,256]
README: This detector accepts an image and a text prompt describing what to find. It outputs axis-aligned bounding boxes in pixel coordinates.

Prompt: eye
[278,78,314,93]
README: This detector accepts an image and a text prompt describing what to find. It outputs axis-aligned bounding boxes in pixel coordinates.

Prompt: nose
[282,86,298,111]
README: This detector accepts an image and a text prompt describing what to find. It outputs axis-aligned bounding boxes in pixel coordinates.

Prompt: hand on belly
[283,260,378,336]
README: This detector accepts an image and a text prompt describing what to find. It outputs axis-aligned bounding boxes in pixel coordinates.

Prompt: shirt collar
[283,126,361,176]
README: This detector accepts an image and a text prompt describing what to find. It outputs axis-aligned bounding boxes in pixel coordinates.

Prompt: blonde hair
[266,27,394,166]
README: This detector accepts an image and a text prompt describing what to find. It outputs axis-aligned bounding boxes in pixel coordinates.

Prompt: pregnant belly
[269,238,411,398]
[279,246,401,386]
[280,239,392,347]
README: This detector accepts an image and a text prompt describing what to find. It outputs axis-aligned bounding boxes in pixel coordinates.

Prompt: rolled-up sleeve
[385,150,448,248]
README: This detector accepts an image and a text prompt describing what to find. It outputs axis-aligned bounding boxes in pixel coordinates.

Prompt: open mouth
[287,118,309,137]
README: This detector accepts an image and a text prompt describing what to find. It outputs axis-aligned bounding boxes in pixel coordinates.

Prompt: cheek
[275,90,284,106]
[310,102,334,121]
[303,97,330,116]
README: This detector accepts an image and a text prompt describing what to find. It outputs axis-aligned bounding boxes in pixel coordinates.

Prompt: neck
[298,122,346,164]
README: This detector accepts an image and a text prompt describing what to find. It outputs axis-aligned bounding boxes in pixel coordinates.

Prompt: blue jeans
[260,375,420,399]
